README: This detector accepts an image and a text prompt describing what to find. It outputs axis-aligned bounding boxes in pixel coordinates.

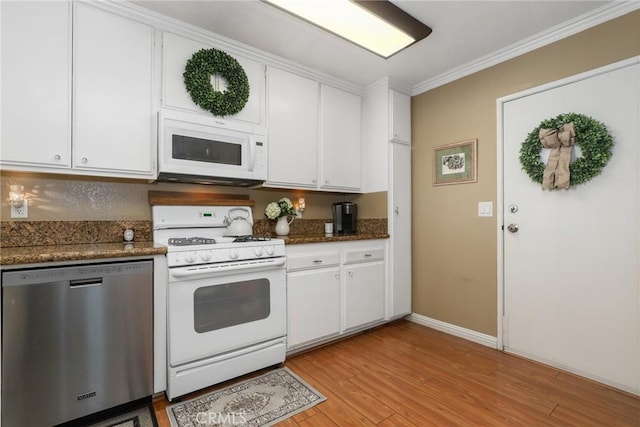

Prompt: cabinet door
[266,67,318,188]
[73,3,155,176]
[389,143,412,318]
[0,1,71,169]
[162,32,265,126]
[320,85,361,191]
[344,261,385,330]
[389,90,411,144]
[287,268,340,349]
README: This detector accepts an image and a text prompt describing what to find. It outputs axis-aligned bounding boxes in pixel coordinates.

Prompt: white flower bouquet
[264,197,296,220]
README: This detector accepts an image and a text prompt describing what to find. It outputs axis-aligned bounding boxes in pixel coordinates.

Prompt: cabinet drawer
[287,253,340,271]
[344,249,384,264]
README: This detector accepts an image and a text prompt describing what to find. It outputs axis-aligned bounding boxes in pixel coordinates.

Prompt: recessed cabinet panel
[162,32,265,126]
[287,268,341,348]
[0,1,71,169]
[344,261,385,330]
[320,85,361,191]
[266,67,319,188]
[389,90,411,144]
[73,3,155,175]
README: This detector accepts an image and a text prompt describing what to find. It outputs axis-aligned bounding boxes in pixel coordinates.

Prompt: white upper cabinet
[389,90,411,144]
[1,1,72,169]
[266,67,319,188]
[320,84,362,192]
[73,2,156,176]
[0,1,157,179]
[162,32,265,127]
[265,70,362,193]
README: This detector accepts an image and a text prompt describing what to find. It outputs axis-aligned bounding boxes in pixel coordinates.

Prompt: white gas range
[152,205,286,400]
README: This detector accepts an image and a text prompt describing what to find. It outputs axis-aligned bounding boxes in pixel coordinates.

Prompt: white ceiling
[133,0,632,92]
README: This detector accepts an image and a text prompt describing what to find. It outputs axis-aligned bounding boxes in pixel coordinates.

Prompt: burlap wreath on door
[519,113,613,190]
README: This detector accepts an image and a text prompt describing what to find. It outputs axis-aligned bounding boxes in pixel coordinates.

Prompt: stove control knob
[254,247,264,257]
[200,251,213,262]
[265,246,275,256]
[185,252,197,264]
[229,249,240,260]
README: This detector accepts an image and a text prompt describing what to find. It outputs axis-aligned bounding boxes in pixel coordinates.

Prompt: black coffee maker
[332,202,358,234]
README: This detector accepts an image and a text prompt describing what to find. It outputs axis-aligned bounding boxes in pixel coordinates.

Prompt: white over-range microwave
[158,109,267,185]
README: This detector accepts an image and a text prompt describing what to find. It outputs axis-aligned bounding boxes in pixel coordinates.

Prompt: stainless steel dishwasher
[2,260,153,427]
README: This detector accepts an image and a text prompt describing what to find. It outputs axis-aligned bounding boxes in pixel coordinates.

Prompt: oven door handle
[170,257,285,278]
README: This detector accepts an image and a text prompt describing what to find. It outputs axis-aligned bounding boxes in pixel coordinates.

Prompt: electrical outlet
[11,203,28,219]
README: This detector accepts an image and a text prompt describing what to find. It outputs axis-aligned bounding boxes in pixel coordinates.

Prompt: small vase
[275,216,294,236]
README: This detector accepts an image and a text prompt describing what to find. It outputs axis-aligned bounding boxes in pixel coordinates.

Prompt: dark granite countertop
[281,232,389,245]
[0,241,166,266]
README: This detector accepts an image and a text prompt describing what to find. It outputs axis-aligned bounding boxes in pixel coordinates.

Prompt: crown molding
[411,1,640,96]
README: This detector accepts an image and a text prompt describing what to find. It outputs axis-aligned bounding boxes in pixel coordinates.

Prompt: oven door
[168,262,286,367]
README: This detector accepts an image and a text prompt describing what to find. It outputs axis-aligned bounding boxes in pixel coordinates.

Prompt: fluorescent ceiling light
[264,0,432,58]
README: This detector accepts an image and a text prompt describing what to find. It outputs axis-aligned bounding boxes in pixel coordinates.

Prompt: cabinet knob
[81,157,88,163]
[348,271,353,277]
[54,154,61,161]
[395,206,399,215]
[312,179,316,184]
[325,180,329,185]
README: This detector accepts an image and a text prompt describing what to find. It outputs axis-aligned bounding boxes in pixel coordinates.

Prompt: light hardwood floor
[153,320,640,426]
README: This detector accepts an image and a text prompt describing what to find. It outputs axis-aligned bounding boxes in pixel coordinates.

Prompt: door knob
[507,224,519,233]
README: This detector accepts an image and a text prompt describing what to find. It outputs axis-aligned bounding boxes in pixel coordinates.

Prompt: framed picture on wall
[433,139,478,186]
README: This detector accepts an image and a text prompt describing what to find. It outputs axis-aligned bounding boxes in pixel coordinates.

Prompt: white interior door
[501,58,639,394]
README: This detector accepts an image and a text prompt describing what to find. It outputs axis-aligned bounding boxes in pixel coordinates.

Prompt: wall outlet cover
[11,203,28,218]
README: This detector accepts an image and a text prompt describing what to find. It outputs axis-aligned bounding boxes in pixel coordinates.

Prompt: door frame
[495,56,640,352]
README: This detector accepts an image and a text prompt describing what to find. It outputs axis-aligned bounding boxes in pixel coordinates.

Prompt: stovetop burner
[168,237,217,246]
[232,236,272,243]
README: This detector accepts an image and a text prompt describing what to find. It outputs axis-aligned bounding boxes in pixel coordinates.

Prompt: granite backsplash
[1,221,153,247]
[1,218,387,248]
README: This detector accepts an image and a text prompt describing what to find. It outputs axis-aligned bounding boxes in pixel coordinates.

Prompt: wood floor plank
[287,359,378,426]
[152,320,639,426]
[376,413,419,427]
[285,356,394,424]
[295,411,340,426]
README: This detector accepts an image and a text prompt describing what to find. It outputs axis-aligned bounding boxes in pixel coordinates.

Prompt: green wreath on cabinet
[183,48,250,117]
[519,112,613,190]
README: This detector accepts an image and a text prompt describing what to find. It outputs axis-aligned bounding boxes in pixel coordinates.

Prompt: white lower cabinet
[287,267,341,348]
[344,253,385,330]
[286,240,387,351]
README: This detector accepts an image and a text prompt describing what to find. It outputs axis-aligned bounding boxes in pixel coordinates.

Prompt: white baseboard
[407,313,498,349]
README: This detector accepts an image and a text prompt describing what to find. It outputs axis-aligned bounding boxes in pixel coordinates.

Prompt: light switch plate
[478,201,493,217]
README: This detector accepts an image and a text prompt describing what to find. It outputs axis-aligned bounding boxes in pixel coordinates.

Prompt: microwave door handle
[247,136,257,172]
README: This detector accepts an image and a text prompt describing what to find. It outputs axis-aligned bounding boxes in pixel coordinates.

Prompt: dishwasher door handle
[70,278,103,288]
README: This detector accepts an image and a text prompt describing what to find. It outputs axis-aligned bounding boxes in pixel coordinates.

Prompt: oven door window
[172,135,242,166]
[193,279,270,333]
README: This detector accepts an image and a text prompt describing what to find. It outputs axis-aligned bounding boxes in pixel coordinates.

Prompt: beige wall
[0,171,387,221]
[411,11,640,336]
